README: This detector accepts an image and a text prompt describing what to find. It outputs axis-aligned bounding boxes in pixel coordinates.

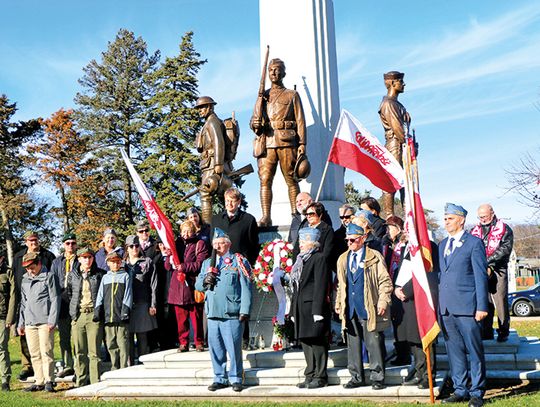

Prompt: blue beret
[346,223,365,237]
[213,227,229,240]
[444,202,468,217]
[357,209,375,226]
[298,227,320,242]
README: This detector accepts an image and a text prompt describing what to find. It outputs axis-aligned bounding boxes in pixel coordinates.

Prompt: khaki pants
[0,319,11,383]
[104,323,129,370]
[73,312,103,386]
[26,324,54,385]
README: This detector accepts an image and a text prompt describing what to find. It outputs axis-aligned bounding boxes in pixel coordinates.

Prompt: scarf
[471,218,506,257]
[389,242,404,280]
[290,248,316,289]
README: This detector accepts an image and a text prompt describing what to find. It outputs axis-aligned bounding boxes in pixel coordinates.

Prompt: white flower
[264,256,272,262]
[258,274,266,281]
[286,243,293,250]
[276,242,285,249]
[280,249,288,258]
[267,244,274,252]
[286,259,293,266]
[359,262,365,268]
[267,276,273,284]
[455,241,463,248]
[262,286,269,292]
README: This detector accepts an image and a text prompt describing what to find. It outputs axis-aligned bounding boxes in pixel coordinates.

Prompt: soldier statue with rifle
[250,51,310,227]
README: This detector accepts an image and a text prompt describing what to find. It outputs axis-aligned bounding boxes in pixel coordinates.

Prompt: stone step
[100,363,416,386]
[65,376,446,402]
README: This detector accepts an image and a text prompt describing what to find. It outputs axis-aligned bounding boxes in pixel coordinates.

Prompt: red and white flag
[121,149,183,275]
[396,138,439,350]
[328,110,404,193]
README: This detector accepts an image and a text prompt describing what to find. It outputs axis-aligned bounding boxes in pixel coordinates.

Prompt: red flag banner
[328,110,404,193]
[397,139,439,350]
[121,149,182,272]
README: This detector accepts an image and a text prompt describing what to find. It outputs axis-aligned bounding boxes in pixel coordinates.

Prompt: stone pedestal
[259,0,344,227]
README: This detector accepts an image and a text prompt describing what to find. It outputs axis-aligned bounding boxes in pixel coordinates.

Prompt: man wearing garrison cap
[438,203,488,407]
[335,223,392,390]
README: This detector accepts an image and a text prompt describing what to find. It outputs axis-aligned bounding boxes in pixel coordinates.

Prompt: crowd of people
[0,188,513,407]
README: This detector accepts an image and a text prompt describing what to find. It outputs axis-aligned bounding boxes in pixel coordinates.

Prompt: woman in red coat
[168,221,209,352]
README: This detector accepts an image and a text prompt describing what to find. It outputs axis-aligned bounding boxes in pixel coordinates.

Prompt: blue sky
[2,0,539,228]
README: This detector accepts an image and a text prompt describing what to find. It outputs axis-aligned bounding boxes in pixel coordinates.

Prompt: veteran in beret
[195,228,252,393]
[438,203,488,407]
[335,223,392,390]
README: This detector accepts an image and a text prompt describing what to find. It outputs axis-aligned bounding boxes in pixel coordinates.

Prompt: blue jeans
[207,318,243,384]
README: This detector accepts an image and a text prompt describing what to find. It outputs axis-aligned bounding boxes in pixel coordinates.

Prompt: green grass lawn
[2,323,539,406]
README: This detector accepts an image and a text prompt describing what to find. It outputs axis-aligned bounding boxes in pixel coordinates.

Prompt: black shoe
[57,367,75,378]
[242,340,250,350]
[232,383,243,392]
[403,376,421,386]
[442,394,470,404]
[343,380,366,389]
[307,379,328,389]
[1,382,9,391]
[207,382,229,391]
[18,369,34,381]
[469,397,484,407]
[44,382,55,392]
[296,379,311,388]
[24,384,44,392]
[497,334,509,343]
[372,381,385,390]
[417,380,429,389]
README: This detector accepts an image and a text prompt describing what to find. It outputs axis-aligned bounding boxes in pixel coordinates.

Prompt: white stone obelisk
[258,0,344,228]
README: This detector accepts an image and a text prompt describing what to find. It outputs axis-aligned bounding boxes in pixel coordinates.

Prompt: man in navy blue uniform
[438,203,488,407]
[195,228,252,393]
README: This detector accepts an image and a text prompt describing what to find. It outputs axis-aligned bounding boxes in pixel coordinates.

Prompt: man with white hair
[195,228,252,393]
[471,204,513,342]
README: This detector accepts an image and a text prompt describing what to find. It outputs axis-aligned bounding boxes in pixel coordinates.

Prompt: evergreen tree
[74,28,160,232]
[0,95,48,264]
[142,31,206,222]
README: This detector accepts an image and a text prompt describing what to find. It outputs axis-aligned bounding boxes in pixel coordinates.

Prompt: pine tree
[142,31,206,222]
[0,95,47,264]
[74,28,160,232]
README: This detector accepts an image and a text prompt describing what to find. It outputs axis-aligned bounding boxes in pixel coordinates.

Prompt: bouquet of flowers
[252,239,294,292]
[271,315,295,350]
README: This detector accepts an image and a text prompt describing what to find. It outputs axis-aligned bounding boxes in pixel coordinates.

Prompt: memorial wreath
[253,239,294,292]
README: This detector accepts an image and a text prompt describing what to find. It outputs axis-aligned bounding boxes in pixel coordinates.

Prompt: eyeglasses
[64,241,77,246]
[339,215,352,219]
[128,244,140,248]
[305,212,317,217]
[137,229,149,233]
[346,237,364,243]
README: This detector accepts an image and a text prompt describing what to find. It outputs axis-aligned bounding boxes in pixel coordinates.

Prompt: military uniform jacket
[196,112,227,171]
[378,96,409,143]
[261,86,306,149]
[195,253,252,319]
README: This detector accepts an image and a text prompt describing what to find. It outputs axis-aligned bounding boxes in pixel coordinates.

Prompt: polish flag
[121,149,184,280]
[328,110,404,193]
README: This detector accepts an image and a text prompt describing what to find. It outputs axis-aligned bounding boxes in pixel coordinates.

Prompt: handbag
[194,241,206,303]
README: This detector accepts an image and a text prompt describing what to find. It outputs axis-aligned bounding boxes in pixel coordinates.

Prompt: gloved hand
[313,314,324,322]
[239,314,249,322]
[203,272,217,289]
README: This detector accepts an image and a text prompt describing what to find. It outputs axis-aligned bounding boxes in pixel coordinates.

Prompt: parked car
[508,282,540,317]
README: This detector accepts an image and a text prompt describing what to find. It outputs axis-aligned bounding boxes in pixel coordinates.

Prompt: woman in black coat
[290,227,331,389]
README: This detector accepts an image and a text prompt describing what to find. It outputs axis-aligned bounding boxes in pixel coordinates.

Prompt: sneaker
[44,382,55,392]
[1,382,9,391]
[18,369,34,381]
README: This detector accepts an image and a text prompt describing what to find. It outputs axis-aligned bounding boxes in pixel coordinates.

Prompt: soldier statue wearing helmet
[194,96,233,224]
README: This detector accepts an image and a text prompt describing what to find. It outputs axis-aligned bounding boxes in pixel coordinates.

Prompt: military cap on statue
[444,202,468,217]
[383,71,404,80]
[213,227,230,240]
[346,223,365,237]
[298,227,320,242]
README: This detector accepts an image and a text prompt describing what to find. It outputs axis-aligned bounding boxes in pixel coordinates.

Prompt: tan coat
[335,247,393,332]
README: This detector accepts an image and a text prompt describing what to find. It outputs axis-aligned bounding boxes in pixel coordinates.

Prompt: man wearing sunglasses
[335,223,392,390]
[333,204,356,258]
[135,220,158,260]
[51,233,79,379]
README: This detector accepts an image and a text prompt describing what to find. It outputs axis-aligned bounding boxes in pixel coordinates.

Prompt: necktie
[446,238,455,256]
[351,252,357,273]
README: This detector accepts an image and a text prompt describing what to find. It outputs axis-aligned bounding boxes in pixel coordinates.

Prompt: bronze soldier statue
[250,58,307,227]
[194,96,232,224]
[378,71,411,218]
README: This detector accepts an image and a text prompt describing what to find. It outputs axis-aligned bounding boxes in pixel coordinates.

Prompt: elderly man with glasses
[335,223,392,390]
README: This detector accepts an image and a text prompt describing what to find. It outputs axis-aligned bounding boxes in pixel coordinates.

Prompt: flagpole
[315,111,344,202]
[426,345,435,404]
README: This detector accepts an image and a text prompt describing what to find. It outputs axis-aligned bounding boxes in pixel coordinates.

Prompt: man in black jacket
[50,232,78,378]
[212,187,259,348]
[471,204,514,342]
[12,231,56,381]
